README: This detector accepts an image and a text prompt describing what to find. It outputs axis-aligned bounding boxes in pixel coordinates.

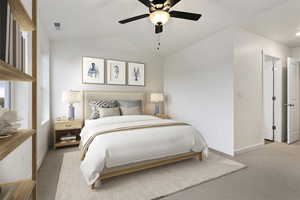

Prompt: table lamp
[62,91,81,120]
[150,93,164,115]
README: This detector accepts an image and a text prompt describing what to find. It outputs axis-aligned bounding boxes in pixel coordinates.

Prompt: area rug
[55,151,246,200]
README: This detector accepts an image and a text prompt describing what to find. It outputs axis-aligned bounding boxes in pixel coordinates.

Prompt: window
[0,81,11,108]
[40,53,50,122]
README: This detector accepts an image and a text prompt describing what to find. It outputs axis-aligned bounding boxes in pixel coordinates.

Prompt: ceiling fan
[119,0,202,34]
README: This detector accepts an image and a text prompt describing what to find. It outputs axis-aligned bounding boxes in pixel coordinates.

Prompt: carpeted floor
[38,142,300,200]
[54,152,245,200]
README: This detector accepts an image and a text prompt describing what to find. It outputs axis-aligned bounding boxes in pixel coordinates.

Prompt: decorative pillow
[89,100,118,119]
[118,100,142,108]
[120,106,142,115]
[89,104,99,119]
[99,107,121,118]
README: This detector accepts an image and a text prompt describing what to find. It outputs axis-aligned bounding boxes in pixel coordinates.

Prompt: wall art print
[82,57,105,84]
[128,62,145,86]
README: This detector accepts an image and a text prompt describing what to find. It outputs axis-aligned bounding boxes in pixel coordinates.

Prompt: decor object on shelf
[118,0,202,34]
[106,59,126,85]
[128,62,145,86]
[0,108,20,137]
[62,91,81,120]
[150,93,164,115]
[82,57,105,84]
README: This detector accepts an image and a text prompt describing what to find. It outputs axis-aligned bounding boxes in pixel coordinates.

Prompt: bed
[79,91,208,189]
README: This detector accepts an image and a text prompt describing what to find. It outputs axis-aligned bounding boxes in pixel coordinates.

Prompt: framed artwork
[82,57,105,84]
[106,60,126,85]
[128,62,145,86]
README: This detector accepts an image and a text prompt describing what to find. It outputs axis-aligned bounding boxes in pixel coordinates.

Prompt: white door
[287,58,300,144]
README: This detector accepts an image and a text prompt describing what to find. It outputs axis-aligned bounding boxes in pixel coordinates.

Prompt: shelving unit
[0,180,36,200]
[0,60,34,82]
[55,140,80,148]
[0,129,35,160]
[0,0,37,200]
[8,0,35,31]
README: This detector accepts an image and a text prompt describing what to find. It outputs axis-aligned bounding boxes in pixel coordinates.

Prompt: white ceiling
[241,0,300,48]
[40,0,299,56]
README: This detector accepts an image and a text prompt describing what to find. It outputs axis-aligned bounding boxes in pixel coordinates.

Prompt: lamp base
[154,104,160,115]
[68,104,75,120]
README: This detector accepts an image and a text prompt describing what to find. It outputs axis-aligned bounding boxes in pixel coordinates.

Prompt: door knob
[285,104,295,107]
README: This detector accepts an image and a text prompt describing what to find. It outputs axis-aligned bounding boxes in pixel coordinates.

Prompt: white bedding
[80,115,208,185]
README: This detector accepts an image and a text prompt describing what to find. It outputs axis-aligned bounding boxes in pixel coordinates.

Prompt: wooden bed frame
[82,90,203,190]
[91,151,202,189]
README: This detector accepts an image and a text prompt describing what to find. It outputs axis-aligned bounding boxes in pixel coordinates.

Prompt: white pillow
[99,107,121,118]
[120,106,141,115]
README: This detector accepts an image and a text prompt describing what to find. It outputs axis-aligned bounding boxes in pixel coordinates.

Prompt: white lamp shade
[149,10,170,25]
[62,91,81,104]
[150,93,164,103]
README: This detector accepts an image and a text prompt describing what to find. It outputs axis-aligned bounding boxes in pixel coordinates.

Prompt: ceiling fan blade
[138,0,152,7]
[169,11,202,21]
[155,24,163,34]
[168,0,182,7]
[119,14,150,24]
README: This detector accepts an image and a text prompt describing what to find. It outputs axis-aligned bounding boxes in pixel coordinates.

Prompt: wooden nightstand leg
[91,183,95,190]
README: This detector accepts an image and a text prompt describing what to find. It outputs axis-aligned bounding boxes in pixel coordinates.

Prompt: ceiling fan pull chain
[157,34,161,51]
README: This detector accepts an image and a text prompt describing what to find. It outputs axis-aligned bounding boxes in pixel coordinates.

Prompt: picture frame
[128,62,145,86]
[82,57,105,84]
[106,59,126,85]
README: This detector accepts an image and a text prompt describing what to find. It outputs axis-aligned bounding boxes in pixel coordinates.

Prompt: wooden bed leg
[91,179,102,190]
[196,153,203,161]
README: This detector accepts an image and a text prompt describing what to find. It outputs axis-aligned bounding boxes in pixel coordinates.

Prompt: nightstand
[54,119,83,149]
[155,114,170,119]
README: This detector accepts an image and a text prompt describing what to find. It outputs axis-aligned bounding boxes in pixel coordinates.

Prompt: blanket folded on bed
[80,122,190,161]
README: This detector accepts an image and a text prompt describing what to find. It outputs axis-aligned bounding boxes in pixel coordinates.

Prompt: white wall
[0,1,51,183]
[291,47,300,58]
[163,27,291,156]
[164,29,235,155]
[50,38,164,120]
[233,28,290,153]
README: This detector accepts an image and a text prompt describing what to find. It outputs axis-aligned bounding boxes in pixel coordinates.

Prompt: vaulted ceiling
[40,0,299,56]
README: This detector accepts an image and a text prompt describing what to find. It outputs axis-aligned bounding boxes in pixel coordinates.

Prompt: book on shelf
[0,1,27,72]
[59,140,77,144]
[0,0,8,61]
[60,135,77,141]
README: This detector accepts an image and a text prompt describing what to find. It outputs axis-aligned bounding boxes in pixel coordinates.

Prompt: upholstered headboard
[83,90,146,120]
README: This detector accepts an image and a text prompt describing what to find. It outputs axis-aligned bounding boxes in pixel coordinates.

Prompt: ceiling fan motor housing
[119,0,202,34]
[150,0,171,12]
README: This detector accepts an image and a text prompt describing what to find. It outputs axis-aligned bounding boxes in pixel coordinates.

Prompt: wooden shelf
[0,129,35,161]
[0,180,35,200]
[55,140,80,148]
[8,0,35,32]
[0,60,34,82]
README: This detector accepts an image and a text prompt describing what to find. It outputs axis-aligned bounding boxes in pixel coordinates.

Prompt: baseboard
[234,143,264,155]
[38,147,49,170]
[209,148,234,157]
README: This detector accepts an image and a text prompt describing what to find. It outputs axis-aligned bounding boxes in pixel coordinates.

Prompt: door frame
[262,51,283,143]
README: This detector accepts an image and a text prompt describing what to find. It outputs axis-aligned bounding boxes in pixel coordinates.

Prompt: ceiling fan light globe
[149,10,170,25]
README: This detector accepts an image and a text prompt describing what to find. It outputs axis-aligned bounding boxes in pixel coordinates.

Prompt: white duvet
[80,115,208,185]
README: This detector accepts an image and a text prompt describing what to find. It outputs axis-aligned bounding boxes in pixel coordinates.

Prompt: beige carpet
[55,152,246,200]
